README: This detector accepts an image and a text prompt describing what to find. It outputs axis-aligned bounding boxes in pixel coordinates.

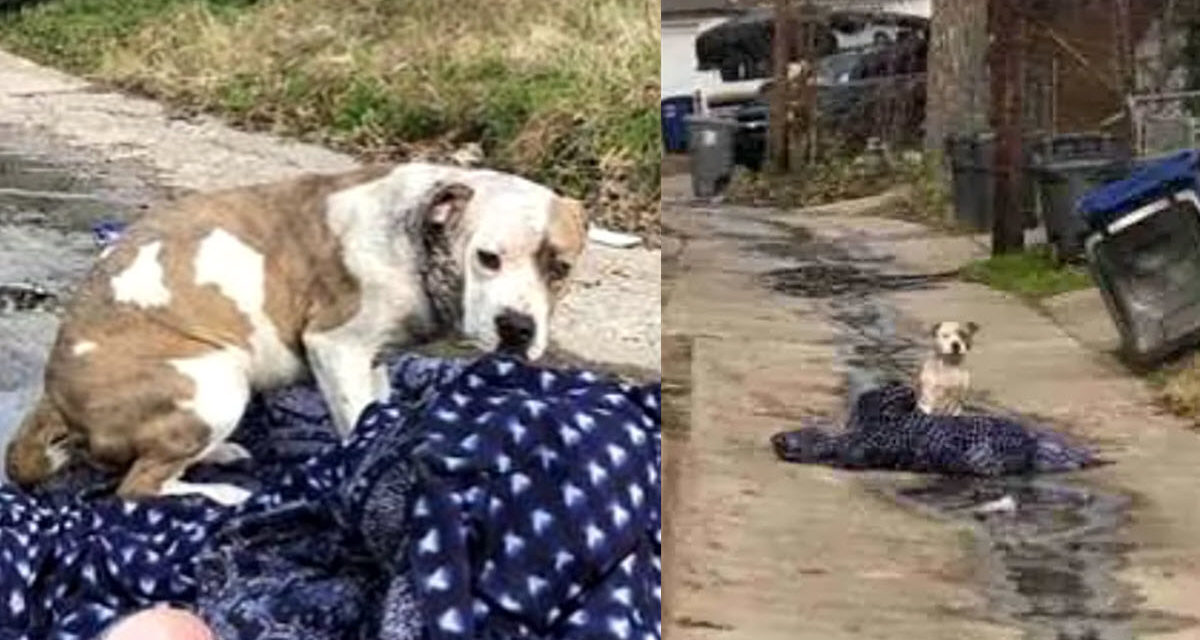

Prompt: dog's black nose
[495,310,535,354]
[951,342,962,354]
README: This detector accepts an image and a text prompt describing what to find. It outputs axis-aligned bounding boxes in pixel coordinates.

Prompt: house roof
[662,0,741,16]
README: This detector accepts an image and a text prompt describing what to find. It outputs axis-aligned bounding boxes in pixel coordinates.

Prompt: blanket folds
[772,383,1098,476]
[0,355,661,640]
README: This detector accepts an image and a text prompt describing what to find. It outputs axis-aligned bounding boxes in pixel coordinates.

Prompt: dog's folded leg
[304,332,378,438]
[118,453,250,506]
[116,409,251,506]
[199,442,252,465]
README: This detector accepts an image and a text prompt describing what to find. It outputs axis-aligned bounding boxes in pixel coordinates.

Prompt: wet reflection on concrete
[756,215,1196,639]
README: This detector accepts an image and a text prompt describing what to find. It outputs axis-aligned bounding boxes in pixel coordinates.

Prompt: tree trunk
[789,3,820,169]
[925,0,992,153]
[768,0,793,173]
[990,0,1027,255]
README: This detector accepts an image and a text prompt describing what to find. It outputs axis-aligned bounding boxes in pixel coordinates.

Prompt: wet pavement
[662,193,1200,639]
[0,140,158,465]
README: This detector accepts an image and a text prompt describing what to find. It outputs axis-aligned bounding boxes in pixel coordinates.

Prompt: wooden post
[989,0,1026,255]
[794,2,820,167]
[768,0,793,173]
[1113,0,1138,148]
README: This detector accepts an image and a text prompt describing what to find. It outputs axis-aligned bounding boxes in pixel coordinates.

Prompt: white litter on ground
[973,495,1018,515]
[588,226,642,248]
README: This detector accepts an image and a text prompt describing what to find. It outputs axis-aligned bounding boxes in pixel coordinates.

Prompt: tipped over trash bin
[1078,149,1200,364]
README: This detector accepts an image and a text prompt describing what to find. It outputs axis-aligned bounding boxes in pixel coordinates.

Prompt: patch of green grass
[960,247,1094,299]
[0,0,661,235]
[0,0,179,70]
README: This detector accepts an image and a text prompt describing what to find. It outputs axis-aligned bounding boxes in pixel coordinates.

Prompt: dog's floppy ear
[556,197,589,233]
[965,321,980,336]
[549,197,589,256]
[929,322,943,337]
[423,182,474,235]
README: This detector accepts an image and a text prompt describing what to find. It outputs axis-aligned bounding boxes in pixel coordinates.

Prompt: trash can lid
[1077,149,1200,230]
[1034,157,1120,174]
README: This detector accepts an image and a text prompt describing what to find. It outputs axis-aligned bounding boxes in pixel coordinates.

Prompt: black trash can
[945,134,988,230]
[734,121,767,171]
[733,102,768,171]
[1028,134,1129,261]
[946,132,1041,232]
[686,116,740,198]
[1032,160,1119,260]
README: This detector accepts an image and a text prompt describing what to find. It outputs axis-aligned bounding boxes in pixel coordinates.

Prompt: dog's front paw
[198,483,253,506]
[161,480,252,506]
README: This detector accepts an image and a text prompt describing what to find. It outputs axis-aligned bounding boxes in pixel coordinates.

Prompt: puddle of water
[762,263,959,299]
[0,283,57,313]
[0,151,89,192]
[0,150,127,233]
[886,477,1197,639]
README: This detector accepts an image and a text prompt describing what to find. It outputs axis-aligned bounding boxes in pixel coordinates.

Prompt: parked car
[695,9,927,82]
[694,8,839,82]
[731,35,927,169]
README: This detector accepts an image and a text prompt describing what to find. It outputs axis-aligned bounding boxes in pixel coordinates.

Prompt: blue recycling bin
[1078,149,1200,364]
[661,96,694,153]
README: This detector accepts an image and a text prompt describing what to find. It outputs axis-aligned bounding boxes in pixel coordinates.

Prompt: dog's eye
[548,260,571,282]
[477,250,501,271]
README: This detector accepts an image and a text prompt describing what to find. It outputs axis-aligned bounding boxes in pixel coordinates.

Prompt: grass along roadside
[1153,356,1200,424]
[959,247,1094,300]
[0,0,661,237]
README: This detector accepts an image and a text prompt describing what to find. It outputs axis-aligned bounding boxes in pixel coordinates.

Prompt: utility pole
[989,0,1026,255]
[768,0,793,173]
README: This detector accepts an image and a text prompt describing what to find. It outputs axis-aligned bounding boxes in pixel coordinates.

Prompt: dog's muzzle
[495,310,536,357]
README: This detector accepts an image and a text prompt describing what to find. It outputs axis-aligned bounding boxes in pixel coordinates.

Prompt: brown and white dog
[5,163,587,504]
[916,321,979,416]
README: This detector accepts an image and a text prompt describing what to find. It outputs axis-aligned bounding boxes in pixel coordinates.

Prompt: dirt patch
[662,153,689,177]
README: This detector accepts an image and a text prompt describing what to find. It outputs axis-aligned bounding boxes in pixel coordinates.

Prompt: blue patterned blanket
[772,383,1099,476]
[0,355,661,640]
